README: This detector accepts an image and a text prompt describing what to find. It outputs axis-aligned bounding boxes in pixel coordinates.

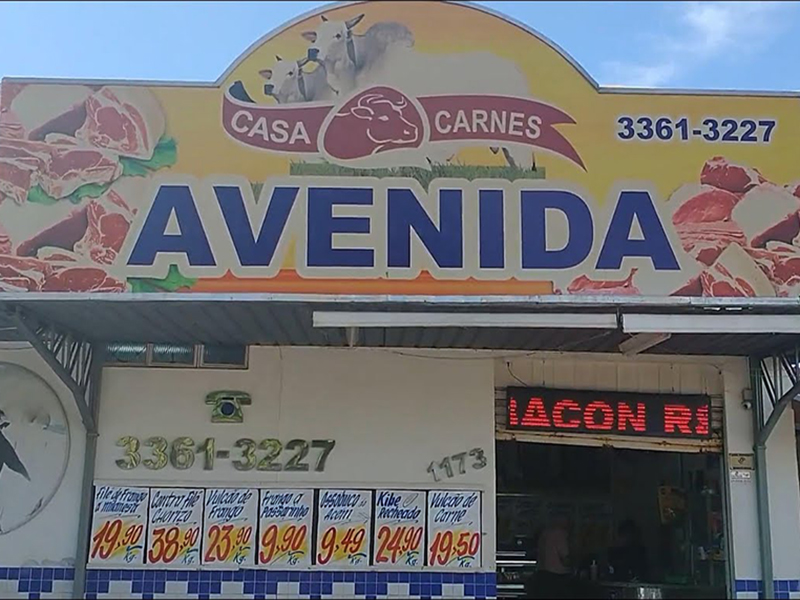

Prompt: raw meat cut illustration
[76,87,166,160]
[666,157,800,297]
[0,81,175,292]
[700,156,765,194]
[732,184,800,247]
[565,269,640,295]
[0,223,10,255]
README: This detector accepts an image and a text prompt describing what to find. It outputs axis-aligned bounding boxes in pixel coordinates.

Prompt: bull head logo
[321,86,425,162]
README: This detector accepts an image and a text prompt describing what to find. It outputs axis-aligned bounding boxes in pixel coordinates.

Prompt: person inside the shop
[608,519,648,582]
[528,513,574,598]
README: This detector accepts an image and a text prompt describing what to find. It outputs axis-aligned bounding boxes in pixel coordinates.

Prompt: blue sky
[0,1,797,91]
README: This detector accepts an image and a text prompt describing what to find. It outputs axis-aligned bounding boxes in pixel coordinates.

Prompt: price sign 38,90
[148,526,201,565]
[147,488,204,567]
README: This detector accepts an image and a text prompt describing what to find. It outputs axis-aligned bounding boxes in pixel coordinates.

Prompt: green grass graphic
[288,161,545,190]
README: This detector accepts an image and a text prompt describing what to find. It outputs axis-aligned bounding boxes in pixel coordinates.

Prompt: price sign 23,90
[202,488,258,566]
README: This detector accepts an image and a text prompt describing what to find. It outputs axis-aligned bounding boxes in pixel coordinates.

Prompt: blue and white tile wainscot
[734,579,800,600]
[0,567,498,599]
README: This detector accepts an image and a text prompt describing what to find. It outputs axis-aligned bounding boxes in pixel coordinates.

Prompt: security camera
[742,389,753,411]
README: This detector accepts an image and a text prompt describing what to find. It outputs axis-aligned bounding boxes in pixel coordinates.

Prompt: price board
[146,488,204,567]
[373,490,426,568]
[257,489,313,568]
[202,488,257,567]
[427,491,482,569]
[88,485,149,566]
[316,490,372,568]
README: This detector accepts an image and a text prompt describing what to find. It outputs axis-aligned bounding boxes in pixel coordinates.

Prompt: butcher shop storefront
[1,2,800,600]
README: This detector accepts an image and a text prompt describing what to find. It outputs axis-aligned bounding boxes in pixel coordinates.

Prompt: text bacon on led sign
[506,387,711,439]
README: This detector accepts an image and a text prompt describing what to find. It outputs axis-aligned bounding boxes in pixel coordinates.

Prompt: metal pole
[751,359,774,599]
[720,392,737,599]
[72,345,103,600]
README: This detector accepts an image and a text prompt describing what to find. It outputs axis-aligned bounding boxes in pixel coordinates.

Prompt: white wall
[765,397,800,580]
[0,346,85,567]
[96,347,497,569]
[722,359,761,581]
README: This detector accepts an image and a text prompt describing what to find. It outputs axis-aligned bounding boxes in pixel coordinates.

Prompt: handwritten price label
[89,486,148,566]
[204,524,253,565]
[90,519,144,563]
[373,490,426,568]
[260,523,309,565]
[317,526,368,566]
[203,488,257,566]
[428,529,481,567]
[258,489,313,568]
[147,488,203,567]
[376,525,424,566]
[148,526,201,565]
[316,490,372,568]
[426,491,482,570]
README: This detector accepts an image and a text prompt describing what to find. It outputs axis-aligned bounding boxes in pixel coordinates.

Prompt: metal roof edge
[2,292,800,309]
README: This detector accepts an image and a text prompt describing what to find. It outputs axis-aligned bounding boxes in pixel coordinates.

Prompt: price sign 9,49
[317,526,368,567]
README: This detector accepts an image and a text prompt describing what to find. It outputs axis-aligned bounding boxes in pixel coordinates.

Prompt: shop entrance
[495,440,728,599]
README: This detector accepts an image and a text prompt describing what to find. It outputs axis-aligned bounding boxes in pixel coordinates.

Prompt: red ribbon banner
[221,85,585,169]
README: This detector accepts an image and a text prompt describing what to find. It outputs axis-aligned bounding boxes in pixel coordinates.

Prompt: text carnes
[506,387,711,439]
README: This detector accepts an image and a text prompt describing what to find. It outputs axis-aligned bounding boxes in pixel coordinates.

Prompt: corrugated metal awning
[1,293,799,356]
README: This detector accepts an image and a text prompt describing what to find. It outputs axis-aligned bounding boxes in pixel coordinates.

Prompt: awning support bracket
[9,308,96,433]
[751,347,800,600]
[6,307,102,600]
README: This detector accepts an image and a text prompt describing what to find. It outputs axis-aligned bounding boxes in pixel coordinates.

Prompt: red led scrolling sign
[506,387,711,439]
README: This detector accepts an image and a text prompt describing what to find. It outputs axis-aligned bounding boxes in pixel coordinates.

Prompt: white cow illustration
[259,56,337,104]
[302,15,536,170]
[302,14,414,96]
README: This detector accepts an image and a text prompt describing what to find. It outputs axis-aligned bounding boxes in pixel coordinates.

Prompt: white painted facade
[2,345,800,596]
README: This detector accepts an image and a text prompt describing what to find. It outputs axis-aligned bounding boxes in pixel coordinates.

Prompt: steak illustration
[0,222,11,254]
[565,269,639,295]
[0,157,34,204]
[700,156,765,194]
[0,255,52,291]
[0,137,121,200]
[73,190,134,265]
[41,266,126,292]
[731,183,800,247]
[669,184,745,266]
[18,190,134,265]
[673,244,775,297]
[75,86,166,160]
